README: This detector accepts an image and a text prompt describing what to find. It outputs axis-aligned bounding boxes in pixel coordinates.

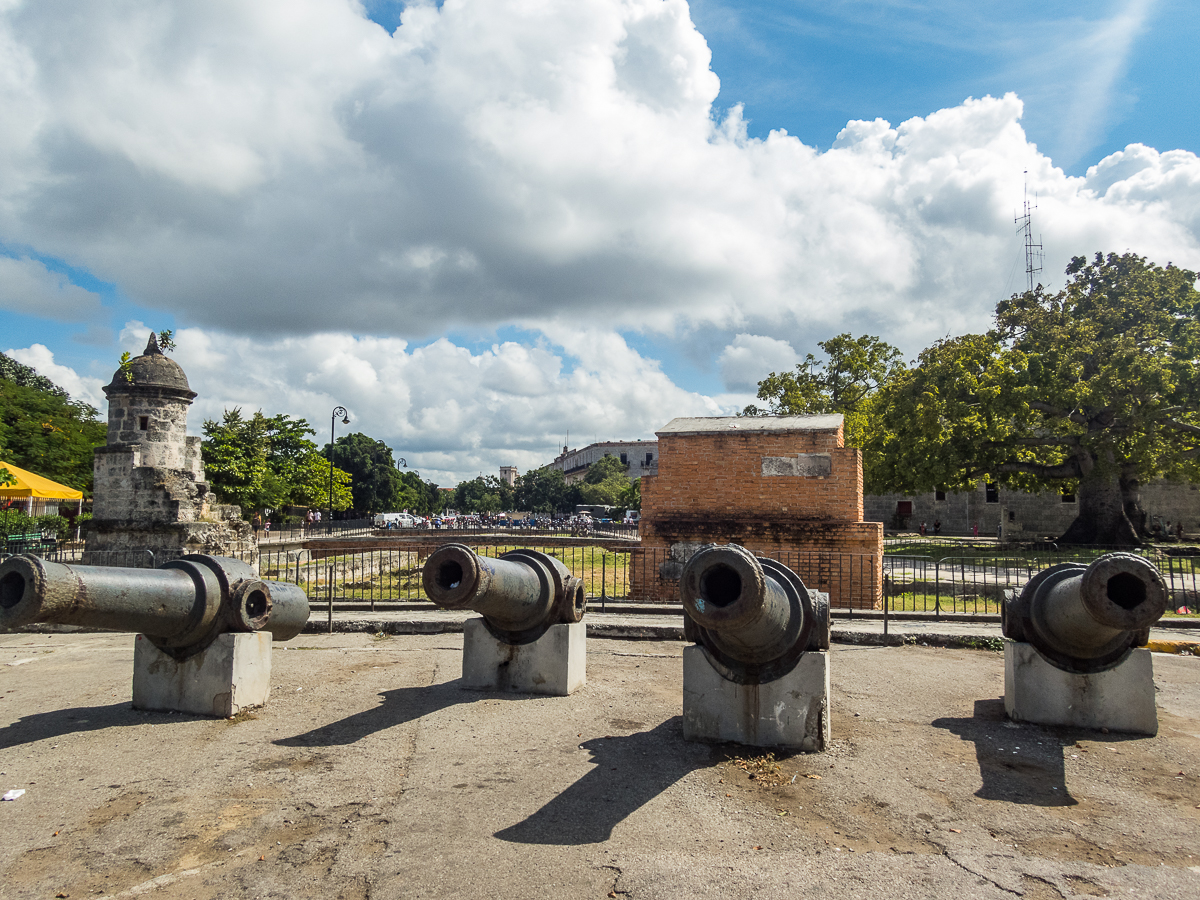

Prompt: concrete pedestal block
[682,646,830,751]
[1004,641,1157,735]
[132,632,272,717]
[461,618,585,696]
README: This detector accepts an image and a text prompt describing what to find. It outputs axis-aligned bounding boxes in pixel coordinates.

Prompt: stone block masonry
[83,332,253,565]
[633,416,883,608]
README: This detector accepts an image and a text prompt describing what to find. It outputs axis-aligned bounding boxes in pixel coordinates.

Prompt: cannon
[422,543,585,643]
[679,544,831,750]
[0,553,308,657]
[422,543,587,695]
[1001,552,1168,675]
[680,543,830,684]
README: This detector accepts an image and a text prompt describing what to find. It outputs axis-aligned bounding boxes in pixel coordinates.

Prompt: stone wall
[866,480,1200,539]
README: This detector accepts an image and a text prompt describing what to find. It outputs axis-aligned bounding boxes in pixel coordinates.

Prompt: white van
[374,512,418,529]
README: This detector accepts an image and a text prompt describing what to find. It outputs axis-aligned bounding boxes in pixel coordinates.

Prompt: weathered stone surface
[682,645,830,751]
[132,631,272,717]
[1004,641,1157,735]
[84,332,254,565]
[461,617,586,695]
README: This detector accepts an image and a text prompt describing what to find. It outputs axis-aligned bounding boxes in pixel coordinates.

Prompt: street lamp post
[328,406,349,535]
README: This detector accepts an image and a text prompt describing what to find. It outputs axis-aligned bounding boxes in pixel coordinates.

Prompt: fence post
[601,553,607,613]
[934,559,941,620]
[327,564,334,635]
[883,570,889,636]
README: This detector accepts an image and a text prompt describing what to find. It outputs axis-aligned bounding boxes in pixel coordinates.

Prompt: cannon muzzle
[1002,552,1167,673]
[422,543,585,642]
[0,554,309,658]
[680,544,829,684]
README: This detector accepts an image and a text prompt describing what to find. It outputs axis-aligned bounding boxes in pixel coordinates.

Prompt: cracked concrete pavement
[1,632,1198,899]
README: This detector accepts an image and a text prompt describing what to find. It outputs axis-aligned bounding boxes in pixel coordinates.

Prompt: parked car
[374,512,419,529]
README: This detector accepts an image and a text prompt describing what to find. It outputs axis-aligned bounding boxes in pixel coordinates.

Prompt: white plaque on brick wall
[761,453,832,477]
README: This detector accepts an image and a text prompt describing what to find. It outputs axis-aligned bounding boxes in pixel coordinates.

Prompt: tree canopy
[202,409,353,515]
[743,333,904,451]
[0,353,105,492]
[869,252,1200,544]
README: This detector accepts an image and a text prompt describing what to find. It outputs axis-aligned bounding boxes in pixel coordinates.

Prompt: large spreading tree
[870,253,1200,544]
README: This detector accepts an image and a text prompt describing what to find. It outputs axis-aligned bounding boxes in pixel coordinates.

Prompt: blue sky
[2,0,1198,482]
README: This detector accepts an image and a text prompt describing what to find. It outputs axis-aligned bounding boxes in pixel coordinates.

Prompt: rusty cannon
[0,554,310,716]
[678,544,831,750]
[1001,552,1168,674]
[422,543,587,694]
[1001,552,1168,735]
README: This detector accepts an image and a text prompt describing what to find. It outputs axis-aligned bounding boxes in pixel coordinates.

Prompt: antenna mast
[1014,171,1044,292]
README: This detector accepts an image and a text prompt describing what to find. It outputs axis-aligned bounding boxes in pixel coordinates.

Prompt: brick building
[632,415,883,608]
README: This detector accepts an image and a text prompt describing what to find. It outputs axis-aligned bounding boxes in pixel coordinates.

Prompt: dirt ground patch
[1,633,1197,899]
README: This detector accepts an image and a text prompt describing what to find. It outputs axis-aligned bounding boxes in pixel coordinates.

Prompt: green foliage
[326,433,408,514]
[0,509,70,540]
[514,466,572,513]
[743,333,904,450]
[0,364,105,493]
[0,464,14,488]
[157,330,176,352]
[454,474,514,514]
[577,454,630,507]
[118,351,134,383]
[871,252,1200,542]
[395,469,444,516]
[202,409,352,515]
[0,352,67,396]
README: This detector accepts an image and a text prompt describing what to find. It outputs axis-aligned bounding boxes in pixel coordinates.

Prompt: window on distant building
[620,453,627,464]
[645,452,653,465]
[138,416,149,431]
[935,490,946,501]
[985,483,999,503]
[1061,489,1076,503]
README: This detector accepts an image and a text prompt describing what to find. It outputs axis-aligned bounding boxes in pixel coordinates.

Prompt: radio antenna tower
[1014,170,1044,292]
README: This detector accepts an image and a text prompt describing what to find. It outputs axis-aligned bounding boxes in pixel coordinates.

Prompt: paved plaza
[2,631,1198,899]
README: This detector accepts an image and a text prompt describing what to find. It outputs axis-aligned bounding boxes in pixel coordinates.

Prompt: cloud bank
[1,0,1199,481]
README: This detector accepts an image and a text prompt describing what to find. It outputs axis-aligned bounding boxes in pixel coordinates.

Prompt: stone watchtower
[83,333,252,565]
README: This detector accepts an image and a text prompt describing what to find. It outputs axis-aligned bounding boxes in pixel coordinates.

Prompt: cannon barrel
[1002,552,1167,673]
[680,544,829,684]
[0,554,309,657]
[422,543,585,642]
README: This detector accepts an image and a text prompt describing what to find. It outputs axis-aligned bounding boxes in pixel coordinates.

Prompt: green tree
[577,454,630,507]
[453,475,514,513]
[514,466,573,513]
[0,356,105,492]
[871,253,1200,545]
[325,433,406,514]
[203,409,352,515]
[743,333,904,452]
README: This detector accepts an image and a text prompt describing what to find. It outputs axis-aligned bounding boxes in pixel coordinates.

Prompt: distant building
[499,466,518,486]
[548,440,658,485]
[867,480,1200,538]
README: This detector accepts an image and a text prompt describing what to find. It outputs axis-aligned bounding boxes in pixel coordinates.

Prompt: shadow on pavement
[0,702,144,750]
[494,716,705,845]
[275,680,470,746]
[933,698,1078,807]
